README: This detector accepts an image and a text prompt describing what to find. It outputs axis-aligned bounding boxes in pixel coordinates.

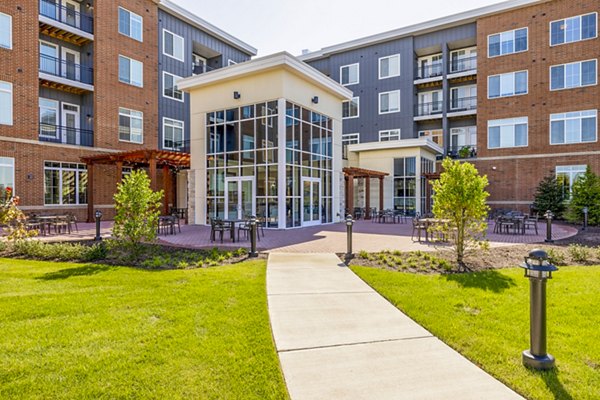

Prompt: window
[118,56,143,87]
[550,110,597,145]
[393,157,416,214]
[163,29,184,62]
[450,126,477,154]
[556,165,587,198]
[0,12,11,49]
[379,90,400,114]
[39,98,58,138]
[550,60,597,90]
[379,129,400,141]
[0,81,12,126]
[450,85,477,110]
[0,157,14,191]
[551,13,597,46]
[417,54,443,79]
[417,90,442,115]
[342,97,359,119]
[119,108,143,143]
[450,47,477,73]
[44,162,87,205]
[163,72,183,101]
[488,28,528,57]
[340,63,359,85]
[488,117,528,149]
[342,133,359,159]
[488,71,528,98]
[118,7,143,42]
[163,118,184,150]
[379,54,400,79]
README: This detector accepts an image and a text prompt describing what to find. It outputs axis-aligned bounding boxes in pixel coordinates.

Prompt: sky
[172,0,504,56]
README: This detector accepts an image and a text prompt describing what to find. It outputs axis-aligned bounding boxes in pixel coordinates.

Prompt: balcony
[414,63,444,84]
[448,145,477,159]
[39,124,94,147]
[414,101,443,121]
[192,63,216,76]
[39,54,94,93]
[39,0,94,45]
[448,55,477,76]
[166,140,191,153]
[447,96,477,117]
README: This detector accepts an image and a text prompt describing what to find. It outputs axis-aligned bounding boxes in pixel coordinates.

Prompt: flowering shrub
[0,186,37,240]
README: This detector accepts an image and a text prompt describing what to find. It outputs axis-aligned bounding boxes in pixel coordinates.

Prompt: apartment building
[300,0,598,215]
[0,0,255,221]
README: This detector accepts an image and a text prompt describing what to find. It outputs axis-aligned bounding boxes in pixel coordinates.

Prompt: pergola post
[149,156,157,192]
[86,162,94,223]
[346,174,354,216]
[163,164,171,215]
[116,161,123,183]
[365,176,371,220]
[379,176,384,212]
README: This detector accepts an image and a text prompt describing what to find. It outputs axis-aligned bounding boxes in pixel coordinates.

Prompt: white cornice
[299,0,546,61]
[158,0,257,56]
[178,51,353,100]
[348,138,443,154]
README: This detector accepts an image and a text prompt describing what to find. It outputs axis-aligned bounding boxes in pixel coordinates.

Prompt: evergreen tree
[532,174,566,218]
[566,166,600,225]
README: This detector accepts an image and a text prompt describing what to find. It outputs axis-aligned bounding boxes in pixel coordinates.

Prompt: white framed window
[379,90,400,114]
[118,55,143,87]
[379,129,400,142]
[550,59,597,90]
[227,59,237,66]
[449,47,477,73]
[0,12,12,49]
[163,29,184,62]
[39,98,59,138]
[450,85,477,110]
[488,70,528,98]
[163,71,183,102]
[342,133,360,159]
[0,81,12,126]
[550,110,597,145]
[488,117,528,149]
[450,126,477,150]
[379,54,400,79]
[163,117,184,150]
[556,165,587,197]
[342,97,359,119]
[551,13,597,46]
[417,53,443,79]
[119,107,143,144]
[340,63,359,85]
[118,7,143,42]
[44,161,87,205]
[0,157,15,192]
[488,27,528,57]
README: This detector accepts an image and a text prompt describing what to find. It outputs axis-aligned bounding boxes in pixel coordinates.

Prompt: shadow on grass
[536,368,574,400]
[36,264,117,280]
[443,270,516,293]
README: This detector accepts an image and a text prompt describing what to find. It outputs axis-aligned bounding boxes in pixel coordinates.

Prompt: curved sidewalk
[267,253,523,400]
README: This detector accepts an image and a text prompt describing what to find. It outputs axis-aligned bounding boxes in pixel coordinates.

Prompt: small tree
[113,170,163,251]
[0,187,37,241]
[566,166,600,225]
[431,158,490,268]
[532,174,566,218]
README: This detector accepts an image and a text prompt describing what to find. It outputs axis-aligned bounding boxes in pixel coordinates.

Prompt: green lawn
[351,265,600,400]
[0,258,288,399]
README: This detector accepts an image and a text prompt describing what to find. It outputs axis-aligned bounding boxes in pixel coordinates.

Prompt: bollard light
[345,214,354,257]
[582,207,589,231]
[521,249,558,370]
[94,210,103,241]
[544,210,554,243]
[249,215,258,258]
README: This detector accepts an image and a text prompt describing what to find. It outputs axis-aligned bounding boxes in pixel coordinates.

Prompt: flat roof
[159,0,257,56]
[348,138,443,155]
[178,51,353,100]
[298,0,545,61]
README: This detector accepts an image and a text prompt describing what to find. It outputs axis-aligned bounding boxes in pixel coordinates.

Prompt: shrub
[568,244,592,263]
[532,174,567,219]
[0,186,38,241]
[10,240,105,262]
[358,250,369,259]
[547,248,567,266]
[566,166,600,225]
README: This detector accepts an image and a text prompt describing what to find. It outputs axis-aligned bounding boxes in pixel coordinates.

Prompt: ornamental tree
[431,158,490,268]
[532,174,566,218]
[0,186,37,241]
[566,166,600,225]
[113,170,163,251]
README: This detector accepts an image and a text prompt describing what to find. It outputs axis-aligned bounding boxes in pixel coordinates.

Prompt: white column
[415,152,422,216]
[277,98,287,229]
[332,118,343,223]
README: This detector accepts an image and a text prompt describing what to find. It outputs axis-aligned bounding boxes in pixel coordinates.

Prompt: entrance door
[225,177,255,220]
[61,48,80,81]
[62,0,80,29]
[302,177,321,226]
[61,103,80,145]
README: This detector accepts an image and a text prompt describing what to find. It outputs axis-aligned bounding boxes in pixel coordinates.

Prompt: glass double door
[302,177,321,227]
[225,177,255,220]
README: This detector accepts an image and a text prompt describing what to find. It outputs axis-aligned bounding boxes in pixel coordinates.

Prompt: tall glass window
[393,157,416,215]
[556,165,586,198]
[44,162,87,205]
[0,157,14,191]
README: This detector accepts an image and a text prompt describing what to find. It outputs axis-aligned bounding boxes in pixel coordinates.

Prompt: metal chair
[210,218,226,243]
[411,217,426,242]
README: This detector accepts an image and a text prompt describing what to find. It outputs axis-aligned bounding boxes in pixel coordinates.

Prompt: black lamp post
[346,214,354,257]
[544,210,554,243]
[249,215,258,258]
[94,210,103,241]
[521,249,558,370]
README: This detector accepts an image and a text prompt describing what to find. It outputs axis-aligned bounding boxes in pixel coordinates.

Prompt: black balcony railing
[449,96,477,112]
[39,0,94,34]
[192,63,215,75]
[415,101,443,117]
[448,145,477,159]
[165,140,190,153]
[415,63,444,80]
[39,54,94,85]
[39,124,94,147]
[449,55,477,74]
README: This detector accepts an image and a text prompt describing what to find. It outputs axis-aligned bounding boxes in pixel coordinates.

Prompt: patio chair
[66,212,79,233]
[170,212,181,233]
[522,215,539,235]
[411,217,427,242]
[25,217,43,235]
[237,219,252,241]
[53,216,71,234]
[210,218,226,243]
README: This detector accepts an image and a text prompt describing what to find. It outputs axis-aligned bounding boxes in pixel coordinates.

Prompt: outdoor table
[35,215,61,235]
[158,216,176,235]
[222,219,246,242]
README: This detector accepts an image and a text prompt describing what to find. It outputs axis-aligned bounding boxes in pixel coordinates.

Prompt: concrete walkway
[267,253,523,400]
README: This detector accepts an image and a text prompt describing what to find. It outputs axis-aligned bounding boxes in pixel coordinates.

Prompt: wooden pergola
[343,167,389,220]
[423,172,441,214]
[81,149,190,223]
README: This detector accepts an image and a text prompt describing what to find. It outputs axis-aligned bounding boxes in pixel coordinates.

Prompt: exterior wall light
[233,91,241,99]
[311,96,319,104]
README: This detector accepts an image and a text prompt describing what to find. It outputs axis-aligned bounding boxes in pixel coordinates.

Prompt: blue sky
[173,0,503,55]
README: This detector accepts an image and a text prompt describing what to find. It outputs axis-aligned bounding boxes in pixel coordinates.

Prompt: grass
[0,258,288,399]
[351,265,600,400]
